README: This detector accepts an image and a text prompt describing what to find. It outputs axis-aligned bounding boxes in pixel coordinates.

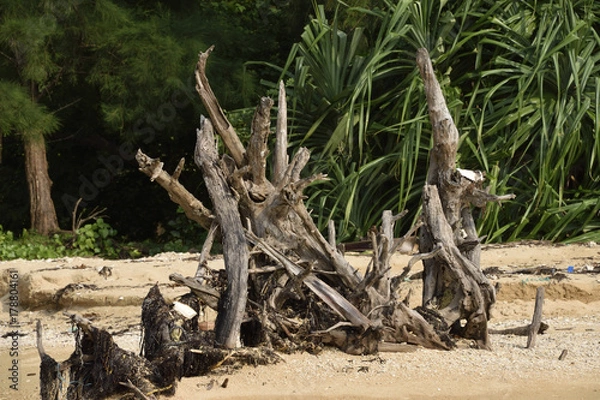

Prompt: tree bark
[24,135,60,235]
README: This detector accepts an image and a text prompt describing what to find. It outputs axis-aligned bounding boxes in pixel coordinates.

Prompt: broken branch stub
[273,80,289,186]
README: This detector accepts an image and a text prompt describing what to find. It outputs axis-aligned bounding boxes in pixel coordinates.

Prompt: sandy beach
[1,241,599,399]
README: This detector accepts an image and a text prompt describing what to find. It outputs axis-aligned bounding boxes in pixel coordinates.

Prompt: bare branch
[71,198,107,232]
[136,149,214,230]
[195,46,246,167]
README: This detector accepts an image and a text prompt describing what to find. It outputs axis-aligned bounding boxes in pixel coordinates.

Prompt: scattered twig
[558,349,568,361]
[119,379,157,400]
[71,197,107,233]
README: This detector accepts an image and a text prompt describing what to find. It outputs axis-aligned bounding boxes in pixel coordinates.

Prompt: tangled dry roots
[39,284,283,399]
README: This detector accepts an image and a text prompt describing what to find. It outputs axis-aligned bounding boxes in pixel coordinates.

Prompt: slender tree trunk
[23,135,60,235]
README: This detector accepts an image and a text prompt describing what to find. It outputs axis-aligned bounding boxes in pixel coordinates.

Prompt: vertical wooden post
[527,286,545,349]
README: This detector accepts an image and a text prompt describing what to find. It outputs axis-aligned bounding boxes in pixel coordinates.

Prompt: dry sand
[1,241,599,399]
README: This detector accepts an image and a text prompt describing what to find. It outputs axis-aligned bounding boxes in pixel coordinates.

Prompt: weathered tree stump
[416,48,514,349]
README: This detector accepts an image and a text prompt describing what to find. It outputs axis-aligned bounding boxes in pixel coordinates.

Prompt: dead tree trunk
[194,116,248,349]
[416,48,514,349]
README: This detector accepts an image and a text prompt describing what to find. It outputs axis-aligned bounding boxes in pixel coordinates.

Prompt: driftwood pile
[39,47,515,398]
[37,286,280,400]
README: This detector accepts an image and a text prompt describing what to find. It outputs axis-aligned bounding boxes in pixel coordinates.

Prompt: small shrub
[0,219,120,261]
[73,218,118,258]
[0,226,67,260]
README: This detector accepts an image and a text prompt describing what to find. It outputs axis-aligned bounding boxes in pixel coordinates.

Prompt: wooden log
[377,341,418,353]
[381,302,451,350]
[526,286,545,349]
[169,273,221,310]
[489,322,549,336]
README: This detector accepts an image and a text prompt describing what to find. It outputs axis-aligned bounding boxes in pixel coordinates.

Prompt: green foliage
[0,0,63,140]
[0,219,121,260]
[158,206,208,253]
[0,81,60,139]
[87,8,186,132]
[72,218,118,257]
[0,226,67,260]
[461,0,600,242]
[261,0,600,243]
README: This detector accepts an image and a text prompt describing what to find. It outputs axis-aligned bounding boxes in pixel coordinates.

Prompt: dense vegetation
[0,0,309,256]
[1,0,599,259]
[269,0,600,243]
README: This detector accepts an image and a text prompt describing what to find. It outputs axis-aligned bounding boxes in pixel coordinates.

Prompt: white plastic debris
[173,301,198,319]
[457,168,484,182]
